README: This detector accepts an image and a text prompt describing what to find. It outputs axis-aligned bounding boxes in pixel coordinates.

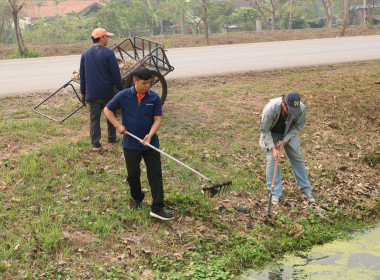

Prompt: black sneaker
[150,209,174,221]
[129,199,142,210]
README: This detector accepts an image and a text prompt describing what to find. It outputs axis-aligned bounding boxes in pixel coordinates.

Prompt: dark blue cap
[284,91,301,115]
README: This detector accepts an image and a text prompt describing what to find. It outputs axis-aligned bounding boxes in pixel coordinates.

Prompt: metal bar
[126,131,211,182]
[150,56,160,72]
[33,80,84,123]
[33,80,72,110]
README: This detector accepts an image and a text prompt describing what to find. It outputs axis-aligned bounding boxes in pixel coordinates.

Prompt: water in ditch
[239,225,380,280]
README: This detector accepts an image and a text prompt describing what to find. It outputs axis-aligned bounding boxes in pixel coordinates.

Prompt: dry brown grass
[1,25,379,60]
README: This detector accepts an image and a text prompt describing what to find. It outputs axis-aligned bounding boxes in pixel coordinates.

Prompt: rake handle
[268,158,279,217]
[125,131,211,182]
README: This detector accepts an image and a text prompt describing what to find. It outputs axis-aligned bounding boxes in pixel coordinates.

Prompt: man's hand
[271,147,281,161]
[116,124,127,135]
[275,140,286,151]
[80,94,86,106]
[141,134,152,146]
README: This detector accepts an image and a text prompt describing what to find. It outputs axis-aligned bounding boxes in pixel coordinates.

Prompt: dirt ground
[0,46,379,278]
[1,26,380,60]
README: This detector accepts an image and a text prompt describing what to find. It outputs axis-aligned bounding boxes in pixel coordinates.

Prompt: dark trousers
[88,98,116,148]
[123,148,164,213]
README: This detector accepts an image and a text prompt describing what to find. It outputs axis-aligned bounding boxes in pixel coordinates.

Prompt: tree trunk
[180,7,185,35]
[367,0,374,25]
[269,0,279,31]
[321,0,332,28]
[201,0,209,45]
[288,0,297,30]
[339,0,348,36]
[9,0,25,51]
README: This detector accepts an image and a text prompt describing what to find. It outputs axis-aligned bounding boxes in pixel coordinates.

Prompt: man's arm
[260,109,276,151]
[283,109,306,144]
[104,106,126,135]
[141,116,162,145]
[109,53,123,91]
[79,55,86,95]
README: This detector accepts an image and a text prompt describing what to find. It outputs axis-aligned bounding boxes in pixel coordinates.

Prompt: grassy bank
[1,25,380,60]
[0,61,380,279]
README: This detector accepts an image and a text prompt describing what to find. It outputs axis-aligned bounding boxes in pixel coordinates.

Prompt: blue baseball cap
[284,91,301,115]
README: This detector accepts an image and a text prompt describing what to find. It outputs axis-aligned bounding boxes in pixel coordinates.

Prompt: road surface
[1,35,380,97]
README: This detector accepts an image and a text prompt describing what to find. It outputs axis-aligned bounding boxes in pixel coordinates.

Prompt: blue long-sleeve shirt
[79,45,123,100]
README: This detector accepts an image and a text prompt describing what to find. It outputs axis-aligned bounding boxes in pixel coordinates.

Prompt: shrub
[11,47,42,58]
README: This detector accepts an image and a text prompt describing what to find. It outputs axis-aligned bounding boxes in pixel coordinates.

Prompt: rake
[126,131,232,197]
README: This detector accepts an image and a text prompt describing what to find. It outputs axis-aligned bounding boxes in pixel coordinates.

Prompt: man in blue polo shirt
[103,67,174,221]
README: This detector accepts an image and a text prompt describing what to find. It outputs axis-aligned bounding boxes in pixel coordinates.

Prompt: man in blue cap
[259,91,315,205]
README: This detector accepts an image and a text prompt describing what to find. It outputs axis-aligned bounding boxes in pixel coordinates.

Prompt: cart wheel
[122,70,168,105]
[149,70,167,105]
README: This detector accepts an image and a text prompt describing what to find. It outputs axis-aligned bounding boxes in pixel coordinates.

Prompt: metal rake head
[202,181,232,198]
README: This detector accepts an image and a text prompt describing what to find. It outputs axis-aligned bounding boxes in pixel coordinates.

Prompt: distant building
[19,0,103,27]
[219,0,250,8]
[232,0,251,8]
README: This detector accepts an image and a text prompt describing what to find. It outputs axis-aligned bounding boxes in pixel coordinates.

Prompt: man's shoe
[92,146,107,153]
[150,209,174,221]
[269,193,279,205]
[272,196,279,205]
[305,192,316,203]
[129,199,142,210]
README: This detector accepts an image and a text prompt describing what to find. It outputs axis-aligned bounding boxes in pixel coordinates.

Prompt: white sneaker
[269,194,279,205]
[305,192,315,203]
[272,196,279,205]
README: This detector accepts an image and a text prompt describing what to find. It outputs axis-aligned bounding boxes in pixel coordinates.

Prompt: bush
[307,18,326,28]
[11,47,42,58]
[280,14,310,29]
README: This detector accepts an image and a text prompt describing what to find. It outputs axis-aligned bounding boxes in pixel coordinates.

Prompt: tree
[201,0,209,45]
[146,0,163,35]
[339,0,348,36]
[164,0,190,35]
[0,0,13,43]
[247,0,269,30]
[7,0,26,52]
[89,0,150,37]
[288,0,297,29]
[230,7,259,30]
[320,0,332,27]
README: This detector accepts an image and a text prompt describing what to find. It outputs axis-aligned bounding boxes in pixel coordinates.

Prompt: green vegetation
[0,61,379,279]
[11,47,42,58]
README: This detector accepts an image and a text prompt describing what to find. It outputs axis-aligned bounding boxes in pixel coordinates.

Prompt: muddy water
[239,225,380,280]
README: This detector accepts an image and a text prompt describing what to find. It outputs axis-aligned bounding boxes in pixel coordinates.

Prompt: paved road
[1,35,380,97]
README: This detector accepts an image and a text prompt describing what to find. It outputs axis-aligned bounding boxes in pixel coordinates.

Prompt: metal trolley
[33,36,174,123]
